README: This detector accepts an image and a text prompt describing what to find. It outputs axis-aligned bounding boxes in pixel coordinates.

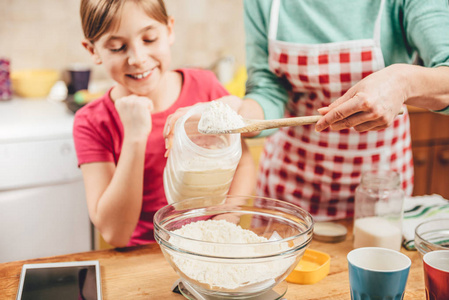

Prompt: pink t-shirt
[73,69,229,246]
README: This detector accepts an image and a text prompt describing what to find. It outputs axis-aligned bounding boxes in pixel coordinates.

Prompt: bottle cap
[313,222,347,243]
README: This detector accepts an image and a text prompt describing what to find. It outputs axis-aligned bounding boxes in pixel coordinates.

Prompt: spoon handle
[243,115,322,132]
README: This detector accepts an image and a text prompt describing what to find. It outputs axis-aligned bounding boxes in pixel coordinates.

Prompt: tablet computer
[16,260,102,300]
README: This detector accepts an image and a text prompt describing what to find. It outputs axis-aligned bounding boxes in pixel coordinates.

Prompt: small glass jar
[163,103,242,204]
[353,170,405,251]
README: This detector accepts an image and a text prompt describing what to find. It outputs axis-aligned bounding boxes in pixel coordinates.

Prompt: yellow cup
[286,248,331,285]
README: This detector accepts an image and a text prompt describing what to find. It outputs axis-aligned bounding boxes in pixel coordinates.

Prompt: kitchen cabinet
[409,106,449,198]
[430,144,449,196]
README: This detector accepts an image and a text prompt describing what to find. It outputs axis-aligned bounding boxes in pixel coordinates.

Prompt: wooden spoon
[198,108,404,134]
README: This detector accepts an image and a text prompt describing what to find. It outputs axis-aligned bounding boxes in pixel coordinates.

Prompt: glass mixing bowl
[415,218,449,257]
[154,195,314,299]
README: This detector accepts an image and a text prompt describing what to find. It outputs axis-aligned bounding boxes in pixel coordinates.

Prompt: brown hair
[80,0,169,42]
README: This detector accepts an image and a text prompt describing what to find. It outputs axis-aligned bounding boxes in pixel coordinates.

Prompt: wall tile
[0,0,245,82]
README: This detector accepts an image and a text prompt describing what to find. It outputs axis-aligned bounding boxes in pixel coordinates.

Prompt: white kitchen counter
[0,97,92,263]
[0,97,75,142]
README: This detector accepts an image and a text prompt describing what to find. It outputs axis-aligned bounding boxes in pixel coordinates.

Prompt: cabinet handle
[438,149,449,164]
[413,153,428,166]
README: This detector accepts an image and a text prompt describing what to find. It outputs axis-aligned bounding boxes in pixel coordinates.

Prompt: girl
[74,0,255,247]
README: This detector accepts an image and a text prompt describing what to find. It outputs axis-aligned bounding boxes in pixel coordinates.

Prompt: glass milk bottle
[353,170,405,251]
[163,103,242,204]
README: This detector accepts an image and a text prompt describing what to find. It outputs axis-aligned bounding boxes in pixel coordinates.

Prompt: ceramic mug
[67,63,91,94]
[347,247,411,300]
[423,250,449,300]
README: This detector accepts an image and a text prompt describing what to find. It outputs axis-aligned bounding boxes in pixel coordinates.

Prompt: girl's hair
[80,0,169,42]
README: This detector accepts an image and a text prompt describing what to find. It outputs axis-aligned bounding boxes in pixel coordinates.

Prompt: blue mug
[347,247,411,300]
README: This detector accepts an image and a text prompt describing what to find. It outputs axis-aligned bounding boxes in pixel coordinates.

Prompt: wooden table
[0,220,426,299]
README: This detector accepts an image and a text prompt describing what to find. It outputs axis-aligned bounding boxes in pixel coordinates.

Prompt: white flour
[198,101,245,132]
[169,219,294,290]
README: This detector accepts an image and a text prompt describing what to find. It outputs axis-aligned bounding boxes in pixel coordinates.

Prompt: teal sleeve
[403,0,449,68]
[431,106,449,115]
[243,0,288,137]
[404,0,449,115]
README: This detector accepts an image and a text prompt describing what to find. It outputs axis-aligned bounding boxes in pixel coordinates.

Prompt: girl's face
[83,1,174,99]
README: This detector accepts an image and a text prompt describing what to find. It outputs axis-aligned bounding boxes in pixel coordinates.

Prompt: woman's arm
[243,0,289,136]
[404,65,449,111]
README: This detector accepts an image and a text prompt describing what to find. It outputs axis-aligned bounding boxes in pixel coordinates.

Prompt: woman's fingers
[315,94,366,131]
[353,121,389,132]
[317,86,356,116]
[331,117,388,132]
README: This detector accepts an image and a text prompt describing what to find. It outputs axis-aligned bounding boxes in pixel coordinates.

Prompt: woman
[236,0,449,220]
[165,0,449,221]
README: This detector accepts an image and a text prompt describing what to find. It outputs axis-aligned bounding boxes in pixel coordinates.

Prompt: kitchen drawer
[0,138,81,190]
[409,107,449,144]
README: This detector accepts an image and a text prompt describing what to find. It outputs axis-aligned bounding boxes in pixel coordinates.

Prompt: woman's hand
[115,95,154,141]
[315,64,408,132]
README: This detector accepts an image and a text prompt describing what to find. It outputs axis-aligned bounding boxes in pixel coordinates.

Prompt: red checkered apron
[257,0,414,221]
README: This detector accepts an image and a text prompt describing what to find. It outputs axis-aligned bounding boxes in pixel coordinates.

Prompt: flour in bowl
[168,219,295,290]
[198,101,245,133]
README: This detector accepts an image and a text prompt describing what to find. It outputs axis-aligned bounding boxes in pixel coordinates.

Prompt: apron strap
[373,0,386,46]
[268,0,281,41]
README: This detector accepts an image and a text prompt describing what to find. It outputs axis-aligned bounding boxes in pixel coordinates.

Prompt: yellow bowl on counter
[286,248,331,285]
[11,69,60,98]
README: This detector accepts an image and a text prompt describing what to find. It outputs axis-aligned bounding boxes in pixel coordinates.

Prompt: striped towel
[402,194,449,250]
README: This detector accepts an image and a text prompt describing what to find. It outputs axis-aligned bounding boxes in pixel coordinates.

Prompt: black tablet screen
[20,265,98,300]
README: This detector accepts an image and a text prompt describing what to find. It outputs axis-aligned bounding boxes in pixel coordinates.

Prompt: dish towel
[402,194,449,250]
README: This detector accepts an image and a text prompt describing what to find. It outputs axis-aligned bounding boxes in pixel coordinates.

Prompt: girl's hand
[163,96,244,156]
[315,64,407,132]
[115,95,154,141]
[162,104,199,157]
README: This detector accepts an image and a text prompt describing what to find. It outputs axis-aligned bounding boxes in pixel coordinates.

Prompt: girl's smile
[127,70,153,80]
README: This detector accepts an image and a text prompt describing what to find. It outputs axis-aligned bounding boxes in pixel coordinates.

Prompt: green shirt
[244,0,449,136]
